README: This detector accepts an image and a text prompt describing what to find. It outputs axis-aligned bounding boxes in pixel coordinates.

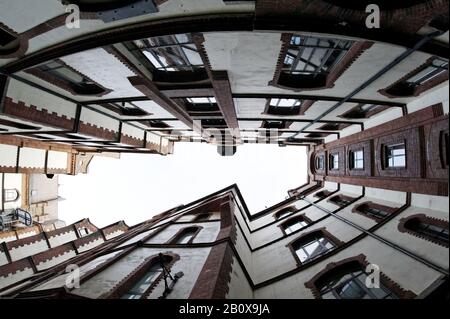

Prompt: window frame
[384,142,407,169]
[379,56,449,98]
[349,149,364,170]
[166,226,203,245]
[25,59,111,97]
[124,33,210,84]
[315,154,325,171]
[305,255,416,299]
[287,228,344,267]
[273,205,297,220]
[338,103,390,119]
[329,153,339,170]
[270,33,372,91]
[352,201,397,222]
[263,98,315,116]
[3,189,19,202]
[101,253,179,299]
[279,214,312,235]
[328,195,355,207]
[398,214,449,247]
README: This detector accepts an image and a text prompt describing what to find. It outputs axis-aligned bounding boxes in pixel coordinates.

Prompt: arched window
[101,253,180,299]
[121,262,164,299]
[125,33,209,84]
[328,195,355,207]
[353,202,397,222]
[379,57,448,98]
[305,255,416,299]
[313,190,332,200]
[280,215,312,235]
[192,213,211,222]
[3,189,19,202]
[274,206,297,220]
[399,214,449,247]
[168,226,201,244]
[26,60,110,96]
[288,229,343,265]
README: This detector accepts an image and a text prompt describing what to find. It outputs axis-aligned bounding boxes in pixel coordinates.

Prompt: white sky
[59,143,307,228]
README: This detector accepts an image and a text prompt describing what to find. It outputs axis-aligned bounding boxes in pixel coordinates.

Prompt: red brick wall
[311,104,449,196]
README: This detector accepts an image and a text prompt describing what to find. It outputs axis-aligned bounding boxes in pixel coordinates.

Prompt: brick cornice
[3,97,75,130]
[33,243,74,265]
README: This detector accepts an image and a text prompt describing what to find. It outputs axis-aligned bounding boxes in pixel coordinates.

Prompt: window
[305,256,416,299]
[349,150,364,169]
[185,97,221,115]
[272,34,358,90]
[354,203,393,221]
[315,155,325,170]
[109,102,149,116]
[265,98,310,116]
[329,195,354,207]
[3,189,19,202]
[31,60,107,96]
[261,120,290,129]
[318,265,398,299]
[78,227,89,237]
[385,143,406,168]
[329,153,339,170]
[186,97,216,104]
[400,214,449,247]
[284,35,353,78]
[318,123,350,131]
[291,231,338,264]
[121,263,163,299]
[281,215,310,235]
[380,57,449,98]
[314,190,331,199]
[339,104,389,119]
[275,206,296,220]
[404,58,448,88]
[132,34,203,72]
[169,227,200,244]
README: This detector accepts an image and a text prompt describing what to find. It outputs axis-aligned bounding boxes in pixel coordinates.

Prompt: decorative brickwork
[312,104,449,196]
[398,214,449,247]
[3,97,75,130]
[304,254,417,299]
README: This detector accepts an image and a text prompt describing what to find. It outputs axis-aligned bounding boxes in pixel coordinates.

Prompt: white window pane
[182,48,203,65]
[175,34,189,43]
[296,249,309,263]
[144,51,165,68]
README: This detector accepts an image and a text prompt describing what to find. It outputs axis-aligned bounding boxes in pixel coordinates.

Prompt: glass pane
[175,33,190,44]
[337,280,367,299]
[178,233,194,244]
[143,51,165,68]
[296,249,309,263]
[182,47,203,65]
